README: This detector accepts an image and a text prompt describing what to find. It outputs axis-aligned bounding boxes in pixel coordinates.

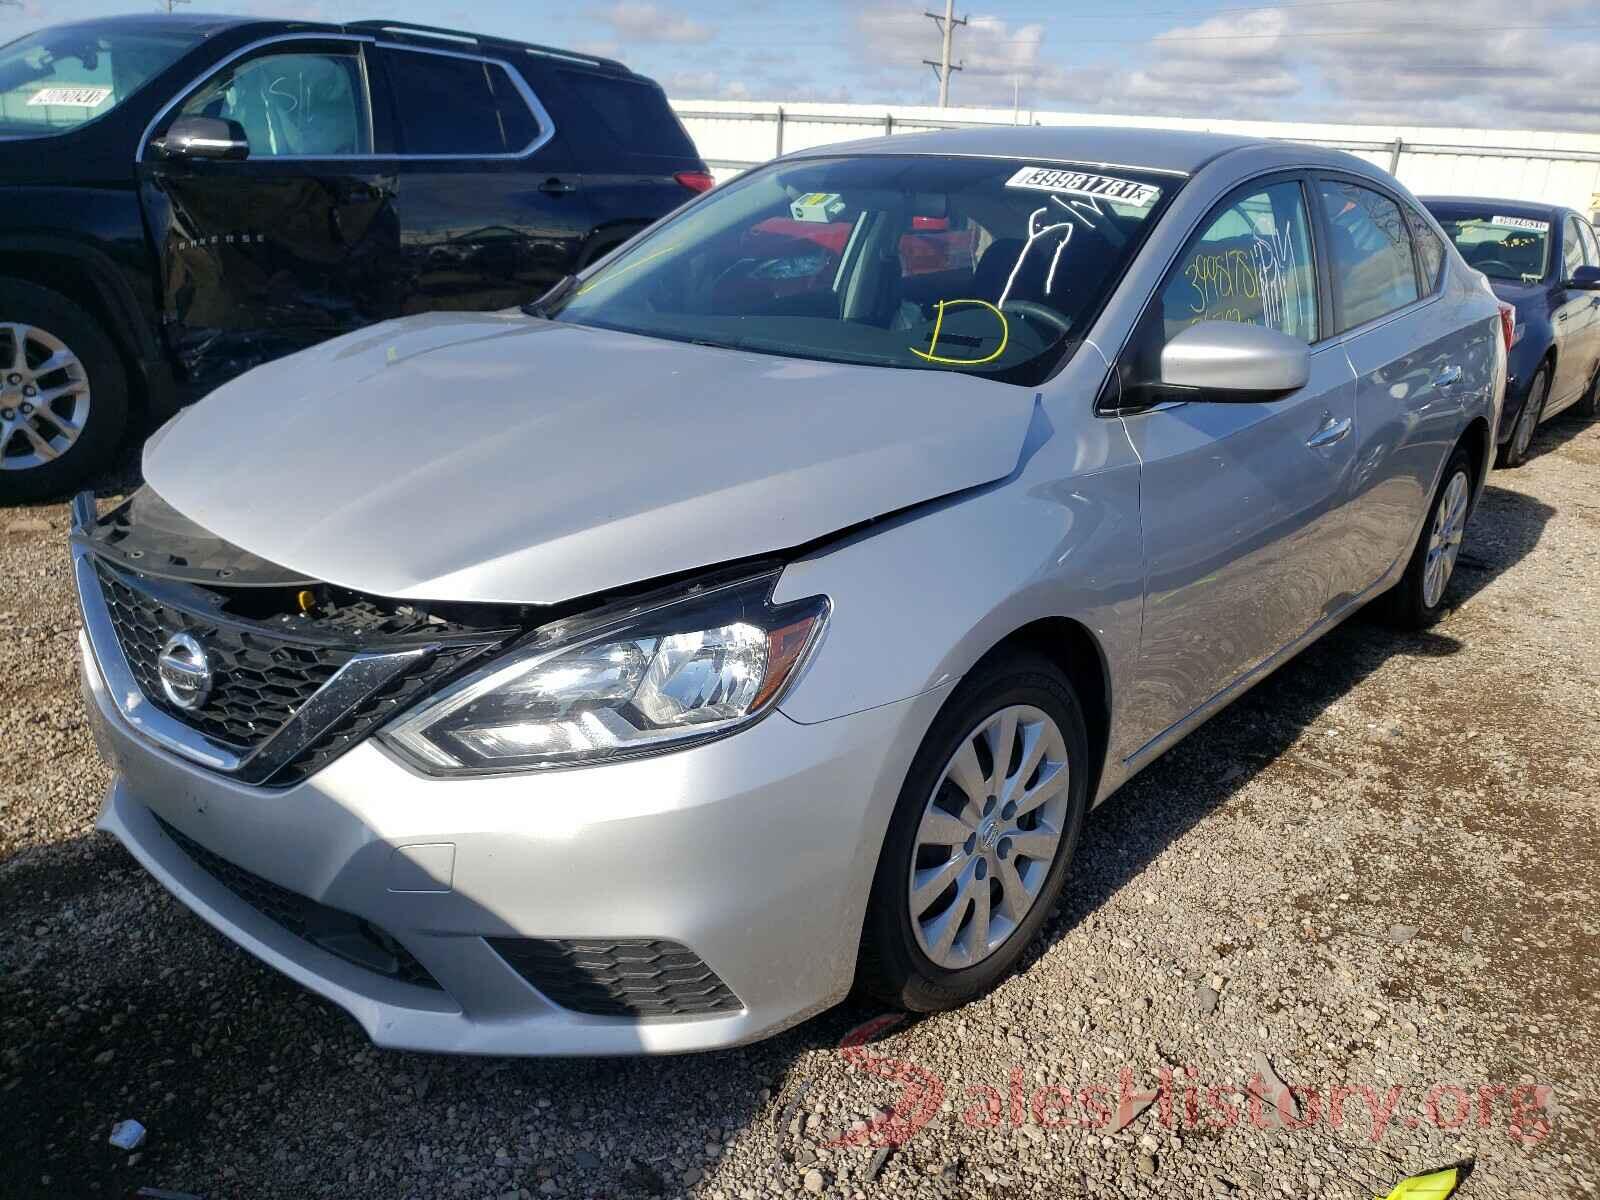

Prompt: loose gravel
[2,421,1598,1200]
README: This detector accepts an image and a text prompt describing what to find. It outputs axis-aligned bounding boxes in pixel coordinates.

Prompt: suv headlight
[380,572,827,775]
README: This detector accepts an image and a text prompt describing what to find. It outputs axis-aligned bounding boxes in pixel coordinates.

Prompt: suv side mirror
[1566,264,1600,291]
[156,115,249,161]
[1160,321,1310,399]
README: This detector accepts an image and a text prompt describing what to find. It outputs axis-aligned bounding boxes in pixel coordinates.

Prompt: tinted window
[386,49,538,155]
[1405,204,1445,292]
[1318,181,1419,330]
[1157,180,1318,344]
[550,155,1177,386]
[180,51,370,157]
[0,22,199,136]
[557,70,693,157]
[1564,217,1586,279]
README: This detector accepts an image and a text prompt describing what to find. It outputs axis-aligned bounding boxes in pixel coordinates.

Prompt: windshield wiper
[522,274,577,318]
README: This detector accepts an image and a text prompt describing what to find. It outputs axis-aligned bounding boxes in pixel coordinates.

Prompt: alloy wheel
[908,704,1071,970]
[0,323,91,472]
[1511,372,1545,461]
[1423,470,1470,609]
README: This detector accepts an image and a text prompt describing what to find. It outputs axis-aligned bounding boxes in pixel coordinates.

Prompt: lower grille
[489,937,742,1019]
[154,813,442,991]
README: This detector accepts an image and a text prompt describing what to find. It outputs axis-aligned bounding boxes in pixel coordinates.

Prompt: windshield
[1430,208,1552,283]
[0,22,201,138]
[548,155,1178,386]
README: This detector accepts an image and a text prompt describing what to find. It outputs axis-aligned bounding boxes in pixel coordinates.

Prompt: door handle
[1306,413,1352,449]
[1433,364,1463,389]
[539,177,576,195]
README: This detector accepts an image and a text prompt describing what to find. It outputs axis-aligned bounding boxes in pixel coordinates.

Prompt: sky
[9,0,1600,131]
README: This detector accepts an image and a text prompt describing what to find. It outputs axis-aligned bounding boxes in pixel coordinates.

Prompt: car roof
[40,11,260,37]
[25,13,640,79]
[1421,195,1572,221]
[781,125,1347,177]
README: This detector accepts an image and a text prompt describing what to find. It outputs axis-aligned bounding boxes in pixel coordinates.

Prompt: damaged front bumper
[72,492,941,1054]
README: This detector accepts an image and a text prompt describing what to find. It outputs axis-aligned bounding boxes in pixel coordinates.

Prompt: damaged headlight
[380,573,828,774]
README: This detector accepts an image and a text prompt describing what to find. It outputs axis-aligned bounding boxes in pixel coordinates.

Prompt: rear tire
[0,279,129,504]
[1375,446,1475,631]
[857,651,1089,1012]
[1497,362,1548,468]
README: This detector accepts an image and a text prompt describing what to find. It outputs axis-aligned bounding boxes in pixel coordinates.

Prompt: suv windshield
[1430,208,1552,283]
[548,154,1177,386]
[0,22,201,138]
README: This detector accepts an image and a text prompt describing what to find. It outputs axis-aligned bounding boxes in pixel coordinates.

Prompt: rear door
[1118,175,1357,750]
[1317,178,1478,600]
[140,36,403,389]
[372,41,590,313]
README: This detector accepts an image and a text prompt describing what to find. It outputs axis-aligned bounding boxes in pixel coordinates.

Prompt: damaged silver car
[73,127,1504,1054]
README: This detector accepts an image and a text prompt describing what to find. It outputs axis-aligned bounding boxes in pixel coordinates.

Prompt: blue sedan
[1423,197,1600,465]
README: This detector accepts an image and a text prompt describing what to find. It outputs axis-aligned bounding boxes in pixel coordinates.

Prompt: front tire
[0,279,129,504]
[1497,362,1548,468]
[1375,446,1475,630]
[857,651,1089,1012]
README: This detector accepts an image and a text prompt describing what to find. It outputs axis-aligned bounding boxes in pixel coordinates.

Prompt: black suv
[0,13,711,500]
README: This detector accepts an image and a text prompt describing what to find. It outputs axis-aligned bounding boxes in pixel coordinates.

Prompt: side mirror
[1566,264,1600,290]
[1160,320,1311,398]
[156,115,249,161]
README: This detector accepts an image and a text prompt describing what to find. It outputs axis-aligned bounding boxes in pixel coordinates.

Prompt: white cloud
[594,2,715,45]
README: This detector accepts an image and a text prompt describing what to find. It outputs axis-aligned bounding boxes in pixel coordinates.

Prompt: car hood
[144,312,1038,605]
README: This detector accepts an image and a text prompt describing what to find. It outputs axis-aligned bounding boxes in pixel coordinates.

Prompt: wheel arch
[0,237,161,415]
[970,616,1113,808]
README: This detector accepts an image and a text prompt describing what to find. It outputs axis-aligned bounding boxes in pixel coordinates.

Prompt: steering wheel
[1000,300,1073,337]
[1471,259,1517,277]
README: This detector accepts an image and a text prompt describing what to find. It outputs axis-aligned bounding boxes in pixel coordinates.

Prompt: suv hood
[144,313,1037,605]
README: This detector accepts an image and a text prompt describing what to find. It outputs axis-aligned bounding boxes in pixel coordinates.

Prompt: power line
[922,1,967,108]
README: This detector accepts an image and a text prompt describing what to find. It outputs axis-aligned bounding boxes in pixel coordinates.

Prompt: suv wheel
[857,652,1089,1011]
[0,278,128,503]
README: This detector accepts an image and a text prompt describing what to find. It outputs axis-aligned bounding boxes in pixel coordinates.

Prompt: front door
[372,43,591,315]
[140,37,402,390]
[1548,215,1600,416]
[1119,177,1356,754]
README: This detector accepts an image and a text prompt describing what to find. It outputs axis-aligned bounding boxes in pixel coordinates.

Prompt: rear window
[0,21,199,137]
[557,69,694,157]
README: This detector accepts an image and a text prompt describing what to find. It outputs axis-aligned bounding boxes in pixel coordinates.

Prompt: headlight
[380,572,827,774]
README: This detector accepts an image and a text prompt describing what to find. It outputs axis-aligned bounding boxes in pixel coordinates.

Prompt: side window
[1156,179,1318,344]
[1405,204,1446,293]
[1563,217,1587,279]
[384,49,539,155]
[179,51,370,157]
[1579,220,1600,267]
[1316,180,1420,331]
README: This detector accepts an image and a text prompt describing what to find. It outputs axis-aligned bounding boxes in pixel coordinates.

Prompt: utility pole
[922,0,966,108]
[160,0,190,11]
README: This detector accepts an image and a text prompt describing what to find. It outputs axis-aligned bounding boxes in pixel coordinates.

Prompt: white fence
[672,99,1600,217]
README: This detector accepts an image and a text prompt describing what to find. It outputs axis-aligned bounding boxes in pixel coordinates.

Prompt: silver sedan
[74,126,1504,1054]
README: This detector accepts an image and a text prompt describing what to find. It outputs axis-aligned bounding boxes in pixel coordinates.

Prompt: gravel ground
[2,420,1598,1200]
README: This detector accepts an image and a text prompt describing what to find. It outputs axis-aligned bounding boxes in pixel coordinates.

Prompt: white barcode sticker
[27,86,112,108]
[1005,166,1161,208]
[1489,214,1549,232]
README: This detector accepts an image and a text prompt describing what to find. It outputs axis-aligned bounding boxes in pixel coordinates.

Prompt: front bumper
[83,630,945,1055]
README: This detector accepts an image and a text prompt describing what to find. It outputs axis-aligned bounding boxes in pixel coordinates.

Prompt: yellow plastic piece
[908,298,1010,366]
[1375,1166,1461,1200]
